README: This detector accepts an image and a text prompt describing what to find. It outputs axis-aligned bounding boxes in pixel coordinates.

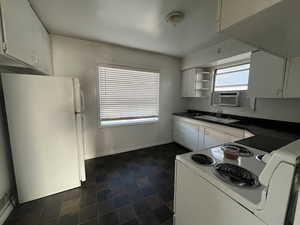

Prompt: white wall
[51,35,186,159]
[0,98,13,204]
[182,39,255,69]
[183,40,300,123]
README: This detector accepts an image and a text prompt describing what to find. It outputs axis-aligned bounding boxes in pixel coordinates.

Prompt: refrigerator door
[75,113,86,182]
[2,74,81,203]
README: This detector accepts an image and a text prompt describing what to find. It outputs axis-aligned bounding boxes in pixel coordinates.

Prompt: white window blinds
[98,66,160,123]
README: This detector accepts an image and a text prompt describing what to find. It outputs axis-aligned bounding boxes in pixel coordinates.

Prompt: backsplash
[186,94,300,123]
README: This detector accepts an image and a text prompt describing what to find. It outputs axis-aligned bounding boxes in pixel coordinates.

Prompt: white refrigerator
[1,74,86,203]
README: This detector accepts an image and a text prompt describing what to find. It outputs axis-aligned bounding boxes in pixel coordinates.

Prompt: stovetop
[189,143,264,188]
[213,163,260,188]
[177,143,267,205]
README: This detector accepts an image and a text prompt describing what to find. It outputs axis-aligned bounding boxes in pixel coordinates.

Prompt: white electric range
[174,141,300,225]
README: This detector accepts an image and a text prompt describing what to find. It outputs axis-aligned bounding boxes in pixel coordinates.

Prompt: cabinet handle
[216,0,222,22]
[277,88,283,96]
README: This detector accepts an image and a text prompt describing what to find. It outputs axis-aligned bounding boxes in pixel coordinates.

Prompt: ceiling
[29,0,225,57]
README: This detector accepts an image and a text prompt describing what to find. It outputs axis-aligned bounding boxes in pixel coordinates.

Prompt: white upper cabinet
[32,12,53,74]
[0,0,52,74]
[284,57,300,98]
[248,51,286,98]
[218,0,282,31]
[182,68,211,98]
[1,0,35,66]
[218,0,300,57]
[182,69,195,98]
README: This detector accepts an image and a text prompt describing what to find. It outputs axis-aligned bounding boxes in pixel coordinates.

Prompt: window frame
[213,62,250,93]
[97,63,160,128]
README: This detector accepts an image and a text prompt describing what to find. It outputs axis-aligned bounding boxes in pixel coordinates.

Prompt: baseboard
[0,200,14,225]
[85,141,172,160]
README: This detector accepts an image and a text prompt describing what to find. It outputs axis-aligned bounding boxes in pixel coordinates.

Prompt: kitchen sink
[193,115,239,124]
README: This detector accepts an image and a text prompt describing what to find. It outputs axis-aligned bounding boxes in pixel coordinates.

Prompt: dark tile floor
[4,143,190,225]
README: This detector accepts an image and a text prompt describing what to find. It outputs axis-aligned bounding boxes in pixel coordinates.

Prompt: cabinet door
[182,69,196,97]
[248,51,286,98]
[182,122,199,151]
[1,0,35,66]
[39,26,52,74]
[181,70,190,97]
[197,126,205,151]
[173,120,185,147]
[32,13,52,74]
[284,57,300,98]
[218,0,282,31]
[173,119,199,151]
[204,128,240,148]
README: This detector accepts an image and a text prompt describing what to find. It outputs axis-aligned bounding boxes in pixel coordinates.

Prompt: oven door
[174,160,264,225]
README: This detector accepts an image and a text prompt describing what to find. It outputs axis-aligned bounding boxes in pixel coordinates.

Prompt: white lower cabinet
[173,120,199,151]
[284,57,300,98]
[198,126,205,150]
[173,116,246,151]
[203,127,240,148]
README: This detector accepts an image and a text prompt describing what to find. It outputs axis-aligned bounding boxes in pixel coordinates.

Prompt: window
[98,65,160,126]
[214,64,250,92]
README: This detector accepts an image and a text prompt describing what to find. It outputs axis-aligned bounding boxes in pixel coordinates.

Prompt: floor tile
[136,177,151,189]
[137,212,159,225]
[4,143,189,225]
[161,218,173,225]
[159,189,173,202]
[117,205,137,224]
[60,198,80,216]
[40,217,59,225]
[122,218,140,225]
[97,189,113,202]
[114,194,130,208]
[133,201,151,216]
[127,190,145,203]
[98,199,115,216]
[80,189,97,208]
[59,213,78,225]
[95,175,107,183]
[79,203,97,223]
[145,195,164,210]
[140,186,155,197]
[99,212,119,225]
[153,205,173,224]
[79,217,98,225]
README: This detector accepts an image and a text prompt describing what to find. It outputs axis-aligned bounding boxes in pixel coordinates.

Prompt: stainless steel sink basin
[194,115,239,124]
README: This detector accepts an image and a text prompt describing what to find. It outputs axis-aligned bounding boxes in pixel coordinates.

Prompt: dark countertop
[173,111,300,153]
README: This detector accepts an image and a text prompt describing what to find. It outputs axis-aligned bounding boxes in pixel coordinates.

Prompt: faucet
[215,105,223,118]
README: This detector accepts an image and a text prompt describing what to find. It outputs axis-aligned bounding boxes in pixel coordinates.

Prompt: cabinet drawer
[173,115,245,138]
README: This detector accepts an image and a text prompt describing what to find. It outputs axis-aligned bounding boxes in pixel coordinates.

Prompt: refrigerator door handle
[80,91,85,113]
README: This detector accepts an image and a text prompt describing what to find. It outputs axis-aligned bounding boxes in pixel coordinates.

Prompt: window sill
[99,117,159,128]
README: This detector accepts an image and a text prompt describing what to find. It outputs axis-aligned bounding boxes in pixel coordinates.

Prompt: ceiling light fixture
[165,11,185,26]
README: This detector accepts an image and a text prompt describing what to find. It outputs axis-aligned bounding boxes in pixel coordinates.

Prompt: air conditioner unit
[213,91,240,107]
